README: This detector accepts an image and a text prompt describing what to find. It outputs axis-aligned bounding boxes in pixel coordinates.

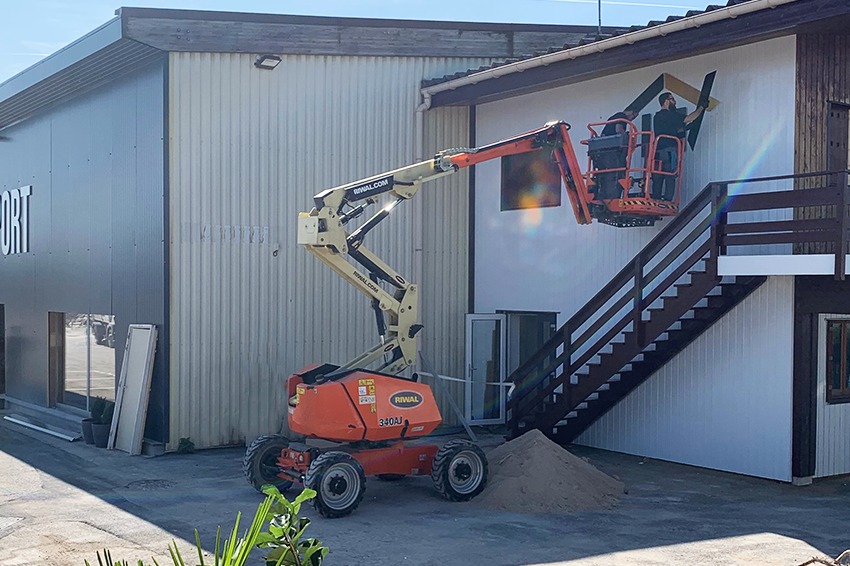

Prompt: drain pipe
[410,91,432,367]
[414,92,431,163]
[420,0,797,99]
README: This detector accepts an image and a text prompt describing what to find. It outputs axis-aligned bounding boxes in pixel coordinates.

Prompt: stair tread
[508,249,769,438]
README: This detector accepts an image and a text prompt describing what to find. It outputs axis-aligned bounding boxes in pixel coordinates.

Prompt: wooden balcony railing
[507,169,850,435]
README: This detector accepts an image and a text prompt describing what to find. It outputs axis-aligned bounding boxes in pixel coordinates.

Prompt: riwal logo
[1,185,32,256]
[390,390,424,409]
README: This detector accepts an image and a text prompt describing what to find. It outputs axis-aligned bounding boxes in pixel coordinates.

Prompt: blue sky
[1,0,709,84]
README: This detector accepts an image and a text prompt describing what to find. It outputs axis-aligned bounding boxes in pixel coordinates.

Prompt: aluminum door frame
[464,313,507,425]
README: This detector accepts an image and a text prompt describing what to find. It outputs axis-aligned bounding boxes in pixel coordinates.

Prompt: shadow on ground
[0,419,847,565]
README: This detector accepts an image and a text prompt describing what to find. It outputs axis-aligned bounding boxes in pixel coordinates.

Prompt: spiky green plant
[256,486,327,566]
[83,485,326,566]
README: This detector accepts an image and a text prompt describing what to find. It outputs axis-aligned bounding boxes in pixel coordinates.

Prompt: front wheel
[243,435,294,493]
[431,439,488,502]
[305,451,366,518]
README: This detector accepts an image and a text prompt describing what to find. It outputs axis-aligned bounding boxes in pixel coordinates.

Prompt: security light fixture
[254,54,281,70]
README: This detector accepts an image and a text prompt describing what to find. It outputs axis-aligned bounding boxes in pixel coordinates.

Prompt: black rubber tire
[93,324,106,345]
[243,435,294,493]
[376,474,406,481]
[431,439,488,502]
[305,451,366,518]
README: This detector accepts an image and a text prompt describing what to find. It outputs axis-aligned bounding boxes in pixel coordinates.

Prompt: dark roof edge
[116,6,604,34]
[0,17,122,104]
[423,0,828,107]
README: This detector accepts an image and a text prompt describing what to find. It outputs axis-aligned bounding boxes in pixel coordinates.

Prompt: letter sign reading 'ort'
[1,185,32,256]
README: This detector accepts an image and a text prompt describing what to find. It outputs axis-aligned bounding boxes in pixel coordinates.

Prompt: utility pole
[597,0,602,38]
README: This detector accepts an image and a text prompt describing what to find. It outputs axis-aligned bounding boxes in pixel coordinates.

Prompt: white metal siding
[169,53,485,448]
[474,36,796,319]
[473,37,797,478]
[815,314,850,478]
[577,276,795,481]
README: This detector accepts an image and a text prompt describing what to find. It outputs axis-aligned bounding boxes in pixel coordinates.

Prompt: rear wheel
[305,451,366,518]
[243,435,294,493]
[431,439,488,502]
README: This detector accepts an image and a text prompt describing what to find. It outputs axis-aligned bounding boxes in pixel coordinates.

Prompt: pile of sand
[472,429,625,514]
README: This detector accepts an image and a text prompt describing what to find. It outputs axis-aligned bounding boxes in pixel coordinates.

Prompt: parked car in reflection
[91,315,115,348]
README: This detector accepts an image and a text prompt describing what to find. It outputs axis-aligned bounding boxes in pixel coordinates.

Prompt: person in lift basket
[652,92,704,201]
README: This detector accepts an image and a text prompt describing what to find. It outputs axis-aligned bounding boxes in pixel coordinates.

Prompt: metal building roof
[422,0,850,107]
[0,7,605,130]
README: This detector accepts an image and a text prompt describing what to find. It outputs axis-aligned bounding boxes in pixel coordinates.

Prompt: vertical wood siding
[794,35,850,477]
[815,314,850,478]
[795,34,850,175]
[169,53,485,448]
[794,34,850,253]
[577,277,795,481]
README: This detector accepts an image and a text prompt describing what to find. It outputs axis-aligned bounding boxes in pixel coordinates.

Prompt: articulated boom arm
[297,120,590,377]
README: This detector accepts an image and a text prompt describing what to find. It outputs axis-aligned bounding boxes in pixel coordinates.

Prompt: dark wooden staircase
[506,172,850,443]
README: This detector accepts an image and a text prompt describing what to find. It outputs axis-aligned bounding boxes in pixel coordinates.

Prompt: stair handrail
[508,170,850,433]
[508,181,719,413]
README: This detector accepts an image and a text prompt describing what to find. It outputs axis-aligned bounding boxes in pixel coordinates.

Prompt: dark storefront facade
[0,57,169,442]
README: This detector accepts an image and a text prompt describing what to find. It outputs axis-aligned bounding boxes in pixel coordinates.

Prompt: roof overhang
[0,17,163,130]
[0,7,606,131]
[424,0,849,108]
[117,7,602,58]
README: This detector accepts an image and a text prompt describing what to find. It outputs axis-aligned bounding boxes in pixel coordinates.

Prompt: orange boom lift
[243,120,684,517]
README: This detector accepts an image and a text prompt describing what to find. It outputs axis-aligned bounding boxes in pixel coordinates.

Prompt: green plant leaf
[217,524,226,566]
[302,543,328,566]
[167,544,180,566]
[294,488,317,504]
[194,529,206,566]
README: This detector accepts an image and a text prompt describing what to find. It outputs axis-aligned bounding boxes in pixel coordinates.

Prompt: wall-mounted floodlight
[254,54,282,70]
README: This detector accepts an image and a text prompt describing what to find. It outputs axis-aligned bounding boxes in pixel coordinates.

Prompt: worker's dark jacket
[601,112,629,137]
[653,108,687,149]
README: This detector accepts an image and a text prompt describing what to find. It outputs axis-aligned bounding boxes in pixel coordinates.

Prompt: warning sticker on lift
[358,378,377,413]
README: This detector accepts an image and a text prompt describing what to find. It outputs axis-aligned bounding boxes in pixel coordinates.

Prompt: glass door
[465,314,506,424]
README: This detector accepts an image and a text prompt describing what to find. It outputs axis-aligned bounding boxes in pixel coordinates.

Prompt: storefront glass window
[58,313,116,410]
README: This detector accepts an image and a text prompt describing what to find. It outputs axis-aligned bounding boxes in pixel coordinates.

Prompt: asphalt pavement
[0,416,847,566]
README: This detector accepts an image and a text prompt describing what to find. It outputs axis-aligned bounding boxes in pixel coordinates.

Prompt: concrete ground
[0,418,847,566]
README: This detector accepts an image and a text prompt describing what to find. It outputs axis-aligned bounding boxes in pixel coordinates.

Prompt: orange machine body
[287,364,442,443]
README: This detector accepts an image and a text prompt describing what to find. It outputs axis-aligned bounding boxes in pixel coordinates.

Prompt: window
[0,304,4,398]
[51,312,116,410]
[500,151,561,211]
[825,319,850,403]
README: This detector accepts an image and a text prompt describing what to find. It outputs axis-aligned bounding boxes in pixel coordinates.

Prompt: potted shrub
[85,396,106,446]
[80,416,95,445]
[91,398,114,448]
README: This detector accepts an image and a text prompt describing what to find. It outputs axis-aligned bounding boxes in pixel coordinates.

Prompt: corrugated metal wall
[815,314,850,478]
[577,277,795,481]
[168,53,484,448]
